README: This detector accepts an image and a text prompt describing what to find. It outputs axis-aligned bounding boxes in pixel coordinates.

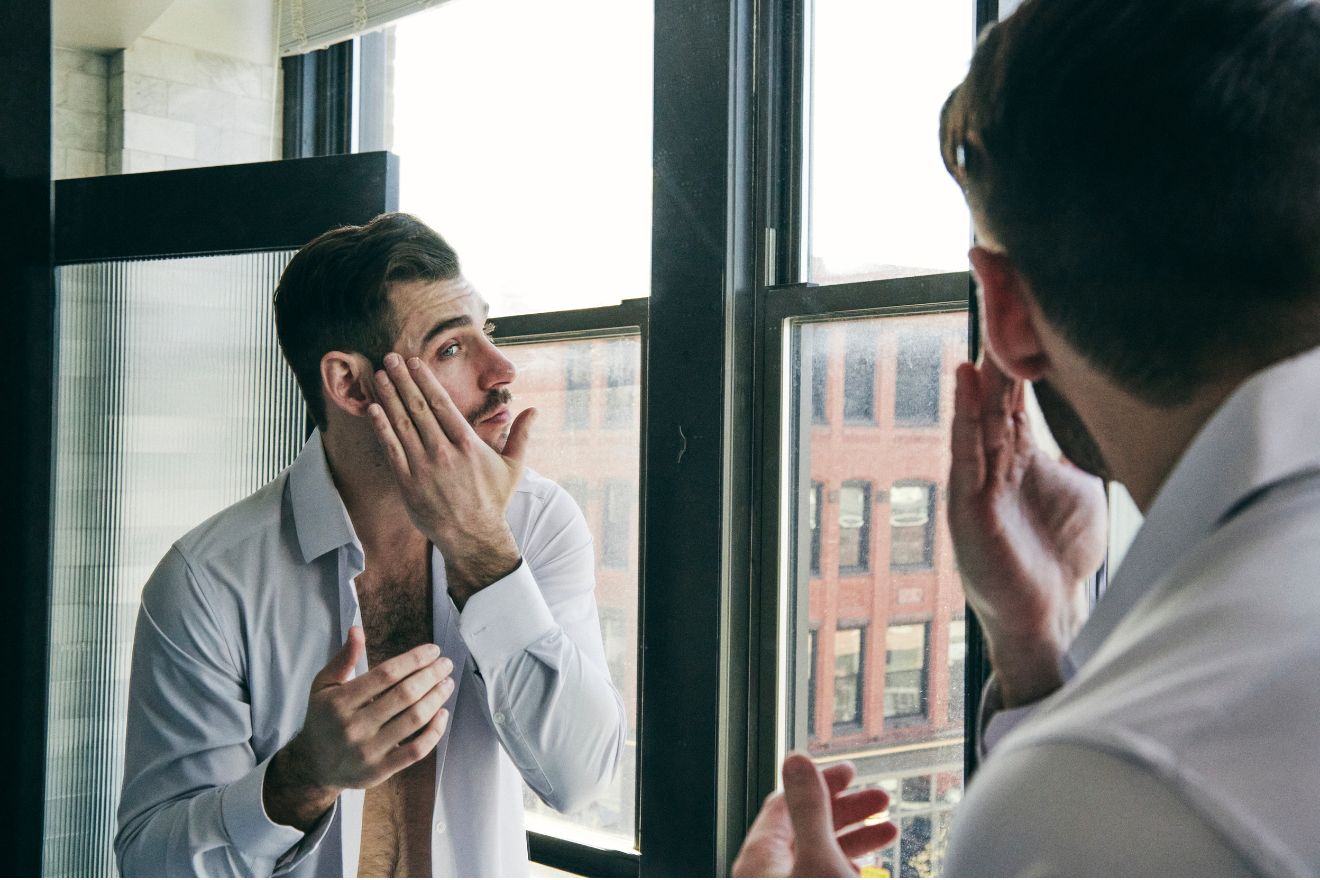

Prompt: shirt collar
[287,430,363,565]
[1066,344,1320,671]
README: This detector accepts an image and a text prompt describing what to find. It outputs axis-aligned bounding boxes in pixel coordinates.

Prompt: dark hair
[274,212,461,429]
[941,0,1320,405]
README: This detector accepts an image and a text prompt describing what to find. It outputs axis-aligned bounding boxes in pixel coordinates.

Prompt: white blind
[280,0,452,56]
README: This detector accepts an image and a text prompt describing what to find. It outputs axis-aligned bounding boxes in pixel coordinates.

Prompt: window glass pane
[808,3,975,283]
[788,311,966,877]
[895,335,942,426]
[386,0,652,316]
[838,482,871,573]
[843,327,877,422]
[501,335,640,852]
[44,254,302,876]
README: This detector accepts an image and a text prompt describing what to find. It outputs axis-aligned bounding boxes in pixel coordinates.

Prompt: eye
[439,342,461,358]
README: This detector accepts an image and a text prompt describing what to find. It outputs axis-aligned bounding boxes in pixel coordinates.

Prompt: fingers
[820,761,856,797]
[780,753,841,857]
[360,656,454,729]
[376,705,450,780]
[949,362,986,500]
[501,407,538,464]
[402,356,478,446]
[338,642,441,709]
[367,402,413,481]
[371,364,430,467]
[374,676,455,749]
[314,625,364,689]
[838,821,898,859]
[830,787,890,831]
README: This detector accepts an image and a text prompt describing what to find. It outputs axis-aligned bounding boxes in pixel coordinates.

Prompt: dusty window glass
[843,328,877,422]
[501,335,640,852]
[788,312,967,877]
[838,482,871,573]
[807,2,974,283]
[890,481,935,570]
[884,623,928,719]
[604,340,636,429]
[832,627,865,728]
[388,0,653,316]
[895,335,942,426]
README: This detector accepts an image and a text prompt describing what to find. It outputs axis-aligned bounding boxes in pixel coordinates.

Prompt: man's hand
[733,754,896,878]
[367,352,537,606]
[263,626,454,831]
[948,358,1107,707]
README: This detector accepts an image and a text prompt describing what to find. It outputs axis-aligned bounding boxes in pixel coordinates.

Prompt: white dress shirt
[946,345,1320,876]
[115,431,627,877]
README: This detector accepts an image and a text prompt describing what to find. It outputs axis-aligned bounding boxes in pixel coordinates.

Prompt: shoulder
[946,742,1252,876]
[171,473,291,566]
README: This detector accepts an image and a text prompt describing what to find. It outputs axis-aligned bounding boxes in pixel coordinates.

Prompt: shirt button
[434,821,447,835]
[493,711,506,725]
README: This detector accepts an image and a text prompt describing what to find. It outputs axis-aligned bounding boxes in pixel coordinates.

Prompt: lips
[479,406,511,425]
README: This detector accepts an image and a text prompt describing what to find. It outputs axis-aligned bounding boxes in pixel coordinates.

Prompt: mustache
[470,387,513,425]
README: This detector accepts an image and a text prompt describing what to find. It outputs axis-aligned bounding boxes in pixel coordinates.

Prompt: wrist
[987,637,1067,708]
[263,737,341,832]
[441,528,521,607]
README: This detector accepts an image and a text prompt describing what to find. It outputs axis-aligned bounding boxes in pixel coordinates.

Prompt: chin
[476,425,509,452]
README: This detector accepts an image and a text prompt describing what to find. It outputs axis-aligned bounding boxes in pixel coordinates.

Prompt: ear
[320,351,376,421]
[970,246,1049,382]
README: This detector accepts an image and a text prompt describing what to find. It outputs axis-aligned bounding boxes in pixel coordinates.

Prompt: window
[601,479,632,570]
[948,618,966,726]
[890,481,936,570]
[806,629,818,738]
[811,343,828,424]
[838,482,871,573]
[561,479,589,516]
[564,348,592,430]
[895,334,942,426]
[604,340,636,429]
[843,328,876,422]
[809,482,822,576]
[832,626,865,730]
[884,623,928,720]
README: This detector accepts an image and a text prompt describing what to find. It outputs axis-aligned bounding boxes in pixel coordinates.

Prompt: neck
[320,422,428,558]
[1067,371,1241,513]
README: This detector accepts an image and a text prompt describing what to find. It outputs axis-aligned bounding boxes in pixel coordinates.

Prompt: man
[735,0,1320,874]
[115,213,627,877]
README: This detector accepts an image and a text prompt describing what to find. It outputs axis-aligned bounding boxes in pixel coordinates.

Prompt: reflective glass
[808,2,975,283]
[500,335,641,852]
[789,311,967,877]
[387,0,653,316]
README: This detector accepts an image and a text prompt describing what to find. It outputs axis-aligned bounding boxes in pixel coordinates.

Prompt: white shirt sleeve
[115,547,333,877]
[458,488,627,814]
[944,742,1252,876]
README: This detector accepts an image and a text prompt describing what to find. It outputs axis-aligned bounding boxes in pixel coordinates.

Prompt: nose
[479,335,516,390]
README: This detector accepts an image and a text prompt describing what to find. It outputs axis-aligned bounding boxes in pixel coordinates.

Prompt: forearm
[441,526,522,609]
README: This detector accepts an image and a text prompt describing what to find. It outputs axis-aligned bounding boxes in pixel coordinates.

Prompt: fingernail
[438,657,454,676]
[407,356,422,370]
[423,643,441,659]
[385,352,401,367]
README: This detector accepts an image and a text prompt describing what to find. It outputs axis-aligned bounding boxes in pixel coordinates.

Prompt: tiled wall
[54,48,110,179]
[54,38,281,179]
[110,37,281,173]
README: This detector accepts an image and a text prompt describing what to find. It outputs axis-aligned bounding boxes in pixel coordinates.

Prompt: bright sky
[391,0,975,314]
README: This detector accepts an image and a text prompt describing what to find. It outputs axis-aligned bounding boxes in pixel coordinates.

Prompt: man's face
[385,276,517,451]
[1031,378,1112,481]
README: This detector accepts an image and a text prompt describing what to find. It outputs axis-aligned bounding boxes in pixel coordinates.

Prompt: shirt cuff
[978,674,1041,758]
[219,753,335,870]
[459,559,557,673]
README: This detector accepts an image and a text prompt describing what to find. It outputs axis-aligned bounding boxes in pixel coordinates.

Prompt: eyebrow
[419,303,491,348]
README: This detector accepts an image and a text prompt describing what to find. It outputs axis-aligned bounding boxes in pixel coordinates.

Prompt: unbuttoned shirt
[115,431,627,877]
[946,345,1320,876]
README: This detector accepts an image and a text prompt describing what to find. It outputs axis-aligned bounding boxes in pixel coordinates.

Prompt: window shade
[280,0,452,56]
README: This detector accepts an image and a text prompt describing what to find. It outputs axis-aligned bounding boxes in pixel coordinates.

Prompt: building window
[601,479,632,569]
[809,482,822,576]
[564,348,592,430]
[806,628,818,738]
[894,334,941,426]
[890,480,935,570]
[811,343,828,424]
[948,618,966,726]
[842,327,875,422]
[561,479,589,516]
[604,340,635,428]
[884,623,928,720]
[833,626,865,730]
[838,481,871,573]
